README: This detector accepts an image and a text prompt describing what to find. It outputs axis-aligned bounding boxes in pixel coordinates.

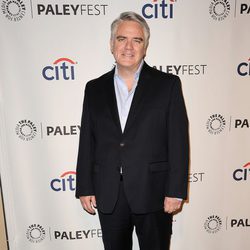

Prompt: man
[76,12,189,250]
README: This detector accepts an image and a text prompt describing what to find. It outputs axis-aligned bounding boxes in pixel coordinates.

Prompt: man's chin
[117,62,140,71]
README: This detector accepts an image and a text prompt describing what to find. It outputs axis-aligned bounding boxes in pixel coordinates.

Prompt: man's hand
[79,195,96,215]
[164,197,182,214]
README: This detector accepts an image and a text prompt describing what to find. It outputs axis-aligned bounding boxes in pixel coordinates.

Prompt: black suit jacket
[76,63,189,214]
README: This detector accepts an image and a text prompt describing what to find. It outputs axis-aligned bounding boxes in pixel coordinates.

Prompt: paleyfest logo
[153,64,208,76]
[209,0,230,21]
[142,0,176,19]
[53,228,102,240]
[1,0,26,21]
[42,57,77,81]
[36,3,108,16]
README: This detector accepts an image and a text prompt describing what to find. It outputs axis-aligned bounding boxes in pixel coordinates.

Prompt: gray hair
[110,11,150,48]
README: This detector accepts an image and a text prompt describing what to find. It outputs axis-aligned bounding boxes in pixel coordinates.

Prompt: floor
[0,188,8,250]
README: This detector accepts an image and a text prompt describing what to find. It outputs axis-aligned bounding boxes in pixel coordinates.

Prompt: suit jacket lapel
[105,68,123,134]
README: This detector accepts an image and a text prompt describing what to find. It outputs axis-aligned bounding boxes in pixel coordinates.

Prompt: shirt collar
[114,60,144,80]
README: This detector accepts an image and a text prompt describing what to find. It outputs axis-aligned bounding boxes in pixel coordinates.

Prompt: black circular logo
[206,114,226,135]
[26,224,46,243]
[15,120,37,141]
[209,0,230,21]
[1,0,26,21]
[204,215,222,233]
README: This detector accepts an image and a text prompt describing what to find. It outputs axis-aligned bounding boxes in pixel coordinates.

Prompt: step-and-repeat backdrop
[0,0,250,249]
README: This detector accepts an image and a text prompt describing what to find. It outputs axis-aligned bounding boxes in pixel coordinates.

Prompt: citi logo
[233,162,250,181]
[50,171,76,191]
[42,58,77,80]
[237,58,250,76]
[142,0,175,19]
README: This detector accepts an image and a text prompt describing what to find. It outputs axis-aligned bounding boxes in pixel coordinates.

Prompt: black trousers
[98,179,172,250]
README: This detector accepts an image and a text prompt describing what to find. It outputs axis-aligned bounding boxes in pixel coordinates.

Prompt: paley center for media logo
[42,58,77,81]
[26,223,102,242]
[142,0,176,19]
[15,120,81,141]
[50,171,76,192]
[1,0,26,21]
[209,0,250,20]
[206,114,250,135]
[204,215,222,233]
[233,162,250,181]
[204,214,250,233]
[206,114,226,135]
[209,0,230,21]
[16,119,37,141]
[26,224,46,243]
[237,58,250,77]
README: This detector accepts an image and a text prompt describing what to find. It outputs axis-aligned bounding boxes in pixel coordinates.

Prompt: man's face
[110,20,147,72]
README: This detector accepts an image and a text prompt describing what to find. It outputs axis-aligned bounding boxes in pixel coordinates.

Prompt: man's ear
[110,39,113,54]
[143,46,148,58]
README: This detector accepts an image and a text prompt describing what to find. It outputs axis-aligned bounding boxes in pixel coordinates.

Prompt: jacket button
[120,142,125,147]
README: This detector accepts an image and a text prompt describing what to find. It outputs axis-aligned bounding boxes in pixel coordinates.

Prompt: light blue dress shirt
[113,60,144,132]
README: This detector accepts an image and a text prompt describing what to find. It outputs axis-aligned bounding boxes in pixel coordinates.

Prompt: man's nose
[125,39,133,49]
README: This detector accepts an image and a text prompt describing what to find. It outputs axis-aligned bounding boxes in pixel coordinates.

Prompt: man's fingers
[84,199,95,214]
[164,197,182,213]
[80,196,96,214]
[91,196,97,208]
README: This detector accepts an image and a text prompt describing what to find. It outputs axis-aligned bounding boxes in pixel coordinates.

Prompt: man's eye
[117,37,125,42]
[134,39,143,44]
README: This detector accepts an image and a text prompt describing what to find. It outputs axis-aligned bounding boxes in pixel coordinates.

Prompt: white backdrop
[0,0,250,249]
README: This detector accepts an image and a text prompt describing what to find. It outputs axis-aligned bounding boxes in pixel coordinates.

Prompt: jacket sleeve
[75,83,95,198]
[165,76,189,200]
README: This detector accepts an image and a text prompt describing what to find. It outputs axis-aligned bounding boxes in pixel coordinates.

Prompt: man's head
[110,12,150,49]
[110,12,150,72]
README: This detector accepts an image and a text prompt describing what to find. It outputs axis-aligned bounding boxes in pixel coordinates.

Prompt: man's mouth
[122,53,134,57]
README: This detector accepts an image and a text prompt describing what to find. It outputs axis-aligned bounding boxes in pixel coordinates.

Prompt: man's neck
[117,66,136,91]
[117,61,144,79]
[117,66,138,80]
[116,61,144,91]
